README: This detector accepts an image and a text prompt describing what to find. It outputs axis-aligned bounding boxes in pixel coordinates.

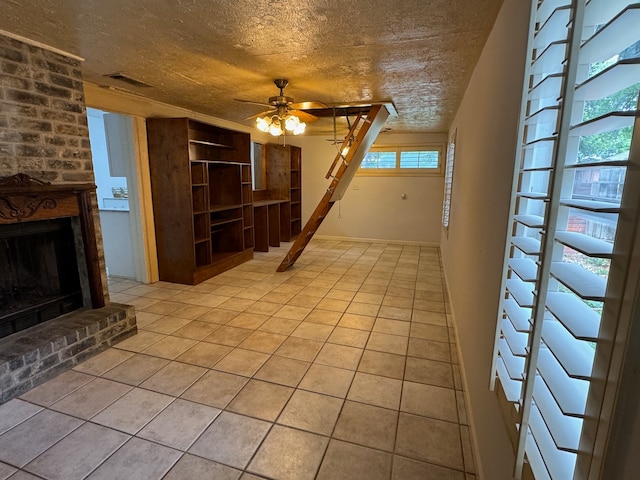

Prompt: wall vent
[103,72,153,88]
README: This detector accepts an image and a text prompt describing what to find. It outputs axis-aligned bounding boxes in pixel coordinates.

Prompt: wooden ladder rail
[277,104,388,272]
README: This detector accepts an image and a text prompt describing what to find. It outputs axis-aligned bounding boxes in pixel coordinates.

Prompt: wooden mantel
[0,173,105,308]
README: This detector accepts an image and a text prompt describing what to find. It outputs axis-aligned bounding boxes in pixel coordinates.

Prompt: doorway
[87,107,141,281]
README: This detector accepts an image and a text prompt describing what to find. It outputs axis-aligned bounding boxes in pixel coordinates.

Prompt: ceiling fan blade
[290,110,318,123]
[234,98,273,107]
[290,101,328,110]
[244,109,276,120]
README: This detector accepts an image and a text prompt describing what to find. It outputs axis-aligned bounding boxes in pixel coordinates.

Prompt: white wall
[439,1,531,479]
[290,132,446,244]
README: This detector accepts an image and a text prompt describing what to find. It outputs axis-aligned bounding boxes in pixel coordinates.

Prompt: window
[358,145,444,175]
[491,2,640,479]
[442,130,456,229]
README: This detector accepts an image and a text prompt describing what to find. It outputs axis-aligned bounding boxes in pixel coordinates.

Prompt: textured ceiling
[0,0,504,135]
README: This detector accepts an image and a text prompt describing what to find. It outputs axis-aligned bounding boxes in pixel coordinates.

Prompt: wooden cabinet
[147,118,253,285]
[264,143,302,241]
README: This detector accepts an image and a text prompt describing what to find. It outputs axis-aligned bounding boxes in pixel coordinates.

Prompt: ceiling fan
[235,79,327,136]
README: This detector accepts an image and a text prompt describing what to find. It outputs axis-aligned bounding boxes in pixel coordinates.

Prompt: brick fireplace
[0,33,136,403]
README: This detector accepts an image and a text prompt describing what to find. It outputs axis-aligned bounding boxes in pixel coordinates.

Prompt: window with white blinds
[491,1,640,479]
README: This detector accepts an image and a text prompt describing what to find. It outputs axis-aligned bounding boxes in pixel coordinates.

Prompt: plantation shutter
[442,130,456,229]
[491,0,640,478]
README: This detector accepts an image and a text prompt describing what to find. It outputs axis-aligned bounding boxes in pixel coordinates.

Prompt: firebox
[0,217,84,338]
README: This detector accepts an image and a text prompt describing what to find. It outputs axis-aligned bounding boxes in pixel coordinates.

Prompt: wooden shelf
[147,117,253,285]
[189,139,233,148]
[264,143,303,242]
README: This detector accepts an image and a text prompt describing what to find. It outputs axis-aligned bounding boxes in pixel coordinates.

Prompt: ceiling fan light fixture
[268,117,284,136]
[293,121,306,135]
[284,114,300,131]
[256,116,270,132]
[285,114,307,135]
[257,113,305,137]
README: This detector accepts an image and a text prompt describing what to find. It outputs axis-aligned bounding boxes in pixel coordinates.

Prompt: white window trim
[357,144,445,176]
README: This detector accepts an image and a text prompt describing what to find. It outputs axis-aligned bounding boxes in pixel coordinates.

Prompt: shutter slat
[502,318,529,356]
[538,0,573,25]
[546,291,601,340]
[565,159,627,169]
[525,435,553,480]
[509,257,539,282]
[499,337,526,380]
[574,59,640,101]
[512,236,542,255]
[529,73,564,102]
[524,136,556,150]
[497,357,522,403]
[507,278,535,307]
[529,404,577,479]
[526,106,561,124]
[537,348,589,416]
[559,198,620,213]
[534,6,572,48]
[542,321,595,379]
[517,191,549,200]
[584,0,635,26]
[504,298,532,332]
[531,42,567,76]
[579,4,640,63]
[569,111,638,137]
[533,376,583,451]
[550,262,607,300]
[522,165,554,172]
[555,231,613,258]
[514,214,545,228]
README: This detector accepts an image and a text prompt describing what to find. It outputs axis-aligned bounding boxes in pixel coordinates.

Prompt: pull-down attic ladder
[277,104,391,271]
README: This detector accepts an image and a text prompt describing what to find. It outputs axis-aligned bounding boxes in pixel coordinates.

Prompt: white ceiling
[0,0,504,136]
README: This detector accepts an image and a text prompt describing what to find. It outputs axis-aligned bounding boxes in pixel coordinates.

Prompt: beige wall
[290,133,446,245]
[439,1,531,478]
[86,82,447,247]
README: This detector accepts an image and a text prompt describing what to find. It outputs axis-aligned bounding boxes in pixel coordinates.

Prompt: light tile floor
[0,240,477,480]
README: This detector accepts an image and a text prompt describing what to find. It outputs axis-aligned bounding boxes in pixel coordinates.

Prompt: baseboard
[442,265,486,480]
[312,234,439,247]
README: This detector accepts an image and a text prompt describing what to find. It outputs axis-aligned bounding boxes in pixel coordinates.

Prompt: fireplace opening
[0,217,84,339]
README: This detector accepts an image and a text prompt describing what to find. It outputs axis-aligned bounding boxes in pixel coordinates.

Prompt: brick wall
[0,32,109,300]
[0,34,94,181]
